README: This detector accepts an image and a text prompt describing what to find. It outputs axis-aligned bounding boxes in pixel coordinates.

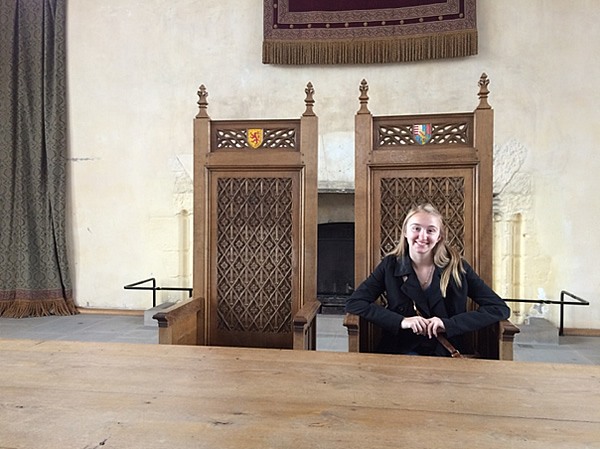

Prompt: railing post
[559,291,565,336]
[152,278,157,307]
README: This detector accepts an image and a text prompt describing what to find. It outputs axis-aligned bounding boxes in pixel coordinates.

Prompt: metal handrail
[124,278,193,308]
[505,290,590,336]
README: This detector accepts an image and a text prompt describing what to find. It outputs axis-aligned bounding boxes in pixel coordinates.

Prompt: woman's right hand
[400,316,431,336]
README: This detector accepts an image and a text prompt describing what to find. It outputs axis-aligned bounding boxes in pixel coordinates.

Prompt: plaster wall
[67,0,600,329]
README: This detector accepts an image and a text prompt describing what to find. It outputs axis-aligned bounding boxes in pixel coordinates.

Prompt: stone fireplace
[317,192,354,314]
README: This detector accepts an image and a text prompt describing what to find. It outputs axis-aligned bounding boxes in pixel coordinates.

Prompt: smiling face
[404,211,442,259]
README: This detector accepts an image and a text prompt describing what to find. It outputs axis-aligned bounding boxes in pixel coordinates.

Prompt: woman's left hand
[426,317,445,339]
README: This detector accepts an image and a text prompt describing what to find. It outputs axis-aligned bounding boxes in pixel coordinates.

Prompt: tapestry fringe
[263,30,477,65]
[0,298,79,318]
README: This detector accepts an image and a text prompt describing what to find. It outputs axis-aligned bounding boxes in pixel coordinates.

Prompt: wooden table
[1,339,599,449]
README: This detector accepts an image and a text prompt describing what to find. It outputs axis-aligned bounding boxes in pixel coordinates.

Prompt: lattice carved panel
[380,177,465,257]
[215,177,293,333]
[377,122,470,146]
[215,128,297,149]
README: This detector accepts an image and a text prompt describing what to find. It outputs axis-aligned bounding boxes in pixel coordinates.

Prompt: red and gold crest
[247,129,264,149]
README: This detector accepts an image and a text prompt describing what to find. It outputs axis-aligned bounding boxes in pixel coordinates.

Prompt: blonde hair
[388,203,465,297]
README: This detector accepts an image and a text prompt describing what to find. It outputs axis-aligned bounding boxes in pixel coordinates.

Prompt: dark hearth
[317,222,354,314]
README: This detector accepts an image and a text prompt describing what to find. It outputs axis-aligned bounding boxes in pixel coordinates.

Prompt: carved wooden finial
[358,79,370,114]
[303,82,315,116]
[196,84,209,118]
[477,73,491,109]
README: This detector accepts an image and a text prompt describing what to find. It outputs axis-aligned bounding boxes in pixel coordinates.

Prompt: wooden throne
[155,83,320,350]
[344,74,519,360]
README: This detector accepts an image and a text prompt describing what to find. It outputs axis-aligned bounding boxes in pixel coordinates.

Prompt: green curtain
[0,0,77,317]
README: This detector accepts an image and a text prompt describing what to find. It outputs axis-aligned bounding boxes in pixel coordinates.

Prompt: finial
[358,79,370,114]
[303,82,315,116]
[477,73,491,109]
[196,84,209,118]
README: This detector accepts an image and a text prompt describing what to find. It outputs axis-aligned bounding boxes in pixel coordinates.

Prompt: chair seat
[343,313,520,360]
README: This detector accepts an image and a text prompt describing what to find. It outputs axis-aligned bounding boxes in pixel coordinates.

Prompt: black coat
[345,255,511,355]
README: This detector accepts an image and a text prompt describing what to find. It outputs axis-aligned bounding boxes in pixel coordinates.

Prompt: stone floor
[512,316,600,365]
[1,312,599,365]
[0,312,158,344]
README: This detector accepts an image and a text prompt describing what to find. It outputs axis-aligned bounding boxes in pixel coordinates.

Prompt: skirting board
[77,307,144,316]
[562,328,600,337]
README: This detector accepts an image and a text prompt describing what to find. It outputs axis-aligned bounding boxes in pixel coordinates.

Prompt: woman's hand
[401,316,446,338]
[425,317,445,338]
[400,316,430,335]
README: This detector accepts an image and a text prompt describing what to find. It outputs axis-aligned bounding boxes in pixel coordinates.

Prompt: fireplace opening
[317,222,354,314]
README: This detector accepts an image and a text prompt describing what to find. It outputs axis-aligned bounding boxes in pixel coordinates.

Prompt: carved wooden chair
[155,83,320,350]
[344,74,519,360]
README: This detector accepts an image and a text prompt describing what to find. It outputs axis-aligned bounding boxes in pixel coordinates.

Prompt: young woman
[345,203,510,356]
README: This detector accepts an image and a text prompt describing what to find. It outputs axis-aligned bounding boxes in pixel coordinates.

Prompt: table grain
[1,339,599,449]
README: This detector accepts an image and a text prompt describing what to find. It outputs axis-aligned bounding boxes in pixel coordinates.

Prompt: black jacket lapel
[395,256,431,317]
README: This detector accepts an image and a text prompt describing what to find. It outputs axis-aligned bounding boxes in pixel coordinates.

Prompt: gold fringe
[0,298,79,318]
[263,30,477,65]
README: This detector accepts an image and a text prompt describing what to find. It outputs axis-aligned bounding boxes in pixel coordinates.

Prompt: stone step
[515,317,559,346]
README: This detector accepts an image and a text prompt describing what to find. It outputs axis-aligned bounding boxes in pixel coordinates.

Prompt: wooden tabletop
[1,339,599,449]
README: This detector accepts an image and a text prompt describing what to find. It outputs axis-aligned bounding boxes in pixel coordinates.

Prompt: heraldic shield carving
[412,124,432,145]
[247,129,264,149]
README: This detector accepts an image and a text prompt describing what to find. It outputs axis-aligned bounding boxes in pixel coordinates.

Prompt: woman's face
[405,211,442,257]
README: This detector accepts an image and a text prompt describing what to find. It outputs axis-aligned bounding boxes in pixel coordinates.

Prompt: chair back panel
[373,170,475,264]
[209,172,301,348]
[193,84,318,349]
[354,75,496,357]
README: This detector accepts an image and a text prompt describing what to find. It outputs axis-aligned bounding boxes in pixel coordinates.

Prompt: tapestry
[263,0,477,64]
[0,0,77,317]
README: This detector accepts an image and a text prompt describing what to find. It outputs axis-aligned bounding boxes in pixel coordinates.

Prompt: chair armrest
[153,297,204,345]
[500,319,520,338]
[343,313,360,352]
[499,319,520,361]
[293,300,321,350]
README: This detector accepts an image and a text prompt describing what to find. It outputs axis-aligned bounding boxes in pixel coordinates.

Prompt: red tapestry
[263,0,477,64]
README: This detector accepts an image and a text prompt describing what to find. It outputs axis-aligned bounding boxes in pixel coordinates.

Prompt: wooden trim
[499,319,520,361]
[193,111,210,345]
[293,300,321,350]
[562,328,600,337]
[77,307,144,316]
[153,297,203,345]
[343,313,360,353]
[300,111,319,311]
[473,105,494,285]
